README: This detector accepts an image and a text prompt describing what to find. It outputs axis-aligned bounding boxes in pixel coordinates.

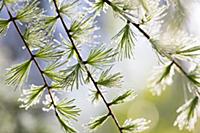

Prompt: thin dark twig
[52,0,123,132]
[104,0,192,81]
[3,1,61,123]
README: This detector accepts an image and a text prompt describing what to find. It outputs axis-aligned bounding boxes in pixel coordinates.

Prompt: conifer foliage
[1,0,200,132]
[87,0,200,131]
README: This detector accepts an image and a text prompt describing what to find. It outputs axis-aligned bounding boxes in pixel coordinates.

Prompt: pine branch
[3,1,63,129]
[102,0,200,131]
[103,0,198,89]
[52,0,123,132]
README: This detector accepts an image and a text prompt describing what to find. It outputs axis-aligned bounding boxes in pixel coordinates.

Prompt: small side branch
[104,0,192,82]
[52,0,123,132]
[4,2,61,125]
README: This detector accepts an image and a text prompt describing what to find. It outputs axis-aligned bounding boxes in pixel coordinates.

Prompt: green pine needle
[4,0,17,4]
[60,35,75,59]
[110,90,136,105]
[121,118,151,133]
[43,61,66,82]
[174,96,199,131]
[113,23,136,60]
[157,62,174,84]
[69,15,95,42]
[187,97,198,121]
[59,0,79,17]
[93,0,106,13]
[56,98,81,121]
[56,98,80,133]
[6,59,32,89]
[18,85,46,110]
[44,70,64,82]
[35,44,64,60]
[23,23,49,50]
[62,63,85,90]
[176,45,200,58]
[88,114,109,130]
[86,47,116,68]
[0,19,10,36]
[16,0,43,23]
[89,89,101,103]
[57,114,77,133]
[97,67,123,88]
[43,16,58,33]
